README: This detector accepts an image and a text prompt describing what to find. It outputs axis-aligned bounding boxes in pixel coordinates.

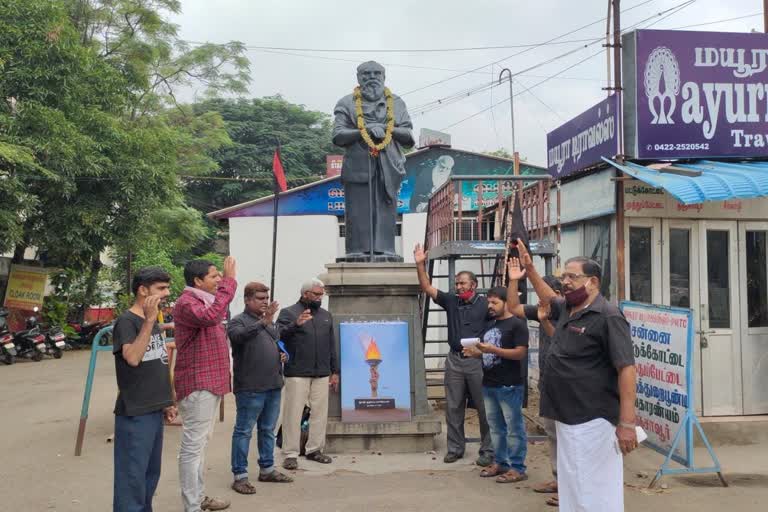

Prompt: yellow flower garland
[354,86,395,156]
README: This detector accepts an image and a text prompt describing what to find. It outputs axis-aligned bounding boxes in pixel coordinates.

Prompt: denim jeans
[482,384,527,473]
[113,411,164,512]
[231,388,282,480]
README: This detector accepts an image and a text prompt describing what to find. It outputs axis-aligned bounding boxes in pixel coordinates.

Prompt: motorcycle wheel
[32,351,43,362]
[2,353,14,365]
[53,348,63,359]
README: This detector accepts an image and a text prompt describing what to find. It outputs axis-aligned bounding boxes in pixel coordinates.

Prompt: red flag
[272,149,287,192]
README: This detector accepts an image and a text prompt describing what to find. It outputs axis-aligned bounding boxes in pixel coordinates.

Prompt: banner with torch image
[339,321,412,423]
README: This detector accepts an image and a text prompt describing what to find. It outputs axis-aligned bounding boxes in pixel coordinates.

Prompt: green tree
[186,96,336,211]
[0,0,249,317]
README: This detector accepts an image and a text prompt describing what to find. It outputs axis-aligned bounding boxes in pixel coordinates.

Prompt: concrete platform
[698,416,768,446]
[326,414,443,453]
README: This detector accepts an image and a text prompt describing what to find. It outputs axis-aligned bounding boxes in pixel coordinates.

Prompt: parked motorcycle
[66,319,109,349]
[44,326,66,359]
[12,307,47,362]
[0,308,16,365]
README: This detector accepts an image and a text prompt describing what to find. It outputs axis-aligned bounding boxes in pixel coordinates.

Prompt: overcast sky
[169,0,763,166]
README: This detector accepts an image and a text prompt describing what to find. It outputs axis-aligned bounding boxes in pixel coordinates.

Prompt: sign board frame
[620,301,727,488]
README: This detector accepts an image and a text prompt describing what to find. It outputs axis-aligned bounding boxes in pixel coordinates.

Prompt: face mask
[302,297,322,311]
[564,285,589,307]
[458,290,475,302]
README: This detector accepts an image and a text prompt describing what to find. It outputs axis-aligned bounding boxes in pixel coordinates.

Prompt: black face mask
[301,297,322,311]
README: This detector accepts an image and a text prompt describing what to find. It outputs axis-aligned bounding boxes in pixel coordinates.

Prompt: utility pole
[498,68,519,175]
[764,0,768,32]
[612,0,627,301]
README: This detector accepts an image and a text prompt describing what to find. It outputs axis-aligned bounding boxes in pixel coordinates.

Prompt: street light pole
[498,68,516,156]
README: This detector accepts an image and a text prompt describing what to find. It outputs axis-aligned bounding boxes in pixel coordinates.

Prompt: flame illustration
[365,338,382,361]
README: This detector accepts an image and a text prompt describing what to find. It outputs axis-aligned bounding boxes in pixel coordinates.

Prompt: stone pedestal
[320,262,441,453]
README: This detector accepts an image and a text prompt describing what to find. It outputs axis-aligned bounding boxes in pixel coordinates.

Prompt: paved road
[1,350,765,511]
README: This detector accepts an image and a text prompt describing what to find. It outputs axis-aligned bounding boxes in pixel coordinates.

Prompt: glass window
[746,231,768,328]
[669,229,691,308]
[584,217,612,298]
[706,230,730,329]
[629,227,653,303]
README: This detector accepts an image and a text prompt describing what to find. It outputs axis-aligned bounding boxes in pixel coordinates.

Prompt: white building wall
[228,215,339,315]
[401,213,428,263]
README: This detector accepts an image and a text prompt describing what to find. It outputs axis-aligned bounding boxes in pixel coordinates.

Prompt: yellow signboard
[3,265,48,310]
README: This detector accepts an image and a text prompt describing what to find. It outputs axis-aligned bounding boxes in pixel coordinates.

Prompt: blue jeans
[231,388,282,480]
[482,385,527,473]
[113,411,164,512]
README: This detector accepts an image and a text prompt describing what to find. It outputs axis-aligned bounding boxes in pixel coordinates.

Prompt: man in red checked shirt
[173,256,237,512]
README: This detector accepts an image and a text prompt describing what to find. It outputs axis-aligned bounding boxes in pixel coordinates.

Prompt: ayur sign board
[624,29,768,159]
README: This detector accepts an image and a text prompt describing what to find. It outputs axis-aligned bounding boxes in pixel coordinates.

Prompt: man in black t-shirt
[112,267,176,512]
[463,287,529,483]
[415,243,493,466]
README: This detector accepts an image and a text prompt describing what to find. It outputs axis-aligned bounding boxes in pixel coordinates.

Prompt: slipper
[231,478,257,495]
[533,480,558,493]
[546,495,559,507]
[496,470,528,483]
[480,464,506,478]
[258,471,293,483]
[305,451,333,464]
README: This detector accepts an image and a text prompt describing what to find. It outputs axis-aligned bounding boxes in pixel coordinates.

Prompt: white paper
[636,426,648,443]
[460,337,480,348]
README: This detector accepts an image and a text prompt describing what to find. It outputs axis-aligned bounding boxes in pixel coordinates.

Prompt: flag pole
[270,144,281,300]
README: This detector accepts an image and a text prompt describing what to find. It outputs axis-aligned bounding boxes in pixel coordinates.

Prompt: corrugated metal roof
[602,158,768,205]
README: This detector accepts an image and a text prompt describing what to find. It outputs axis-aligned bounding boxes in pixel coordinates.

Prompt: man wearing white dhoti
[507,242,638,512]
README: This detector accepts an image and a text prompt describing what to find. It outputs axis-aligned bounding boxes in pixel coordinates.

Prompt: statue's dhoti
[342,157,401,262]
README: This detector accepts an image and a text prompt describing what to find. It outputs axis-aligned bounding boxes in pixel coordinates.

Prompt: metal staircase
[419,175,557,401]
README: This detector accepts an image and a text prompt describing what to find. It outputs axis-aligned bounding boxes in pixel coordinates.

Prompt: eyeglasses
[308,290,325,297]
[561,272,590,281]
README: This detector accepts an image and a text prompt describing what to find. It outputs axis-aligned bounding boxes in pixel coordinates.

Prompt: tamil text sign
[625,29,768,159]
[547,95,618,178]
[621,302,692,465]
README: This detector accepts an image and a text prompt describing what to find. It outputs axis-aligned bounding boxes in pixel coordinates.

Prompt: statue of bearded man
[332,61,414,262]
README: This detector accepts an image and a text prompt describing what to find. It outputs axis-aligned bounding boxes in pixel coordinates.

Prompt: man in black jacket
[228,282,292,495]
[277,278,339,470]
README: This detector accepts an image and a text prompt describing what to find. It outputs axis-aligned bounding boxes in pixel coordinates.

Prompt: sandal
[496,469,528,483]
[283,458,298,470]
[533,480,558,493]
[480,464,506,478]
[546,495,559,507]
[231,478,257,495]
[258,471,293,483]
[305,451,333,464]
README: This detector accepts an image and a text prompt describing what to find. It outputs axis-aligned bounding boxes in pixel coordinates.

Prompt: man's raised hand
[223,256,236,279]
[516,238,533,267]
[537,299,551,323]
[143,295,161,321]
[507,257,527,281]
[413,243,428,265]
[262,301,280,325]
[296,309,313,326]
